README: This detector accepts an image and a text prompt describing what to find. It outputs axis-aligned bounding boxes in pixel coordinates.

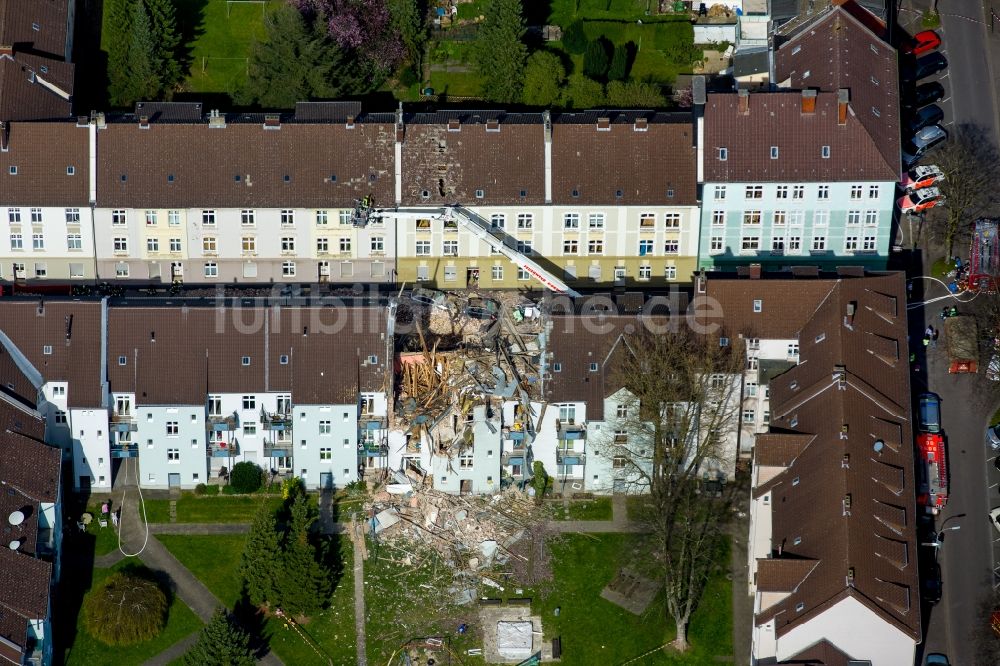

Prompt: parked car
[918,393,942,433]
[906,104,945,134]
[901,165,945,191]
[991,507,1000,535]
[902,52,948,82]
[922,561,942,604]
[987,424,1000,450]
[897,187,946,214]
[903,125,948,168]
[904,81,946,110]
[925,654,950,666]
[903,30,942,56]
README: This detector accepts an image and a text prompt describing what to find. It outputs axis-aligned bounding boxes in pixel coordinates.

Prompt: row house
[106,305,389,491]
[391,110,699,289]
[697,5,900,273]
[710,271,920,665]
[0,397,63,666]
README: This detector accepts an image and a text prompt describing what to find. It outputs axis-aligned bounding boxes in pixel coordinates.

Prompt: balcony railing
[359,440,387,457]
[261,410,292,431]
[110,412,137,432]
[557,421,587,440]
[503,425,527,441]
[206,415,237,432]
[501,443,527,466]
[208,440,239,457]
[361,415,387,430]
[110,442,138,458]
[556,450,586,466]
[263,442,292,458]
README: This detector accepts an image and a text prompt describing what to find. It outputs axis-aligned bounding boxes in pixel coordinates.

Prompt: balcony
[501,443,527,466]
[110,412,137,432]
[557,450,586,466]
[503,425,527,442]
[261,410,291,431]
[361,415,387,431]
[359,440,387,457]
[111,442,139,458]
[206,415,237,432]
[263,442,292,458]
[208,440,239,457]
[557,421,587,440]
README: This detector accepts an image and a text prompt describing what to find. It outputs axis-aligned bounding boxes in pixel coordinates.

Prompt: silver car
[988,424,1000,450]
[903,125,948,168]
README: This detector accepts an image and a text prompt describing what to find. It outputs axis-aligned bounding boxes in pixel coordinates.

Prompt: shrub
[583,38,611,79]
[281,476,305,501]
[230,462,263,494]
[562,20,588,54]
[606,80,666,108]
[532,461,550,500]
[563,76,605,109]
[84,571,167,645]
[194,483,207,495]
[399,65,419,88]
[222,484,237,495]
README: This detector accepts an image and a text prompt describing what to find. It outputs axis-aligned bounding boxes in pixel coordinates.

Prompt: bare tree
[926,125,1000,257]
[595,326,744,651]
[972,586,1000,664]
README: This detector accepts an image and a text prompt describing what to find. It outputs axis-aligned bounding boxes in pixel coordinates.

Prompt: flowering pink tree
[291,0,404,72]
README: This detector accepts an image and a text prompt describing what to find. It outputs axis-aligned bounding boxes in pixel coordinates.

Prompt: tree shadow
[232,587,272,659]
[71,0,109,113]
[173,0,210,81]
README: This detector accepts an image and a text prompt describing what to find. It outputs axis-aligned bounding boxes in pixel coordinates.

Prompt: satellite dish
[873,440,885,453]
[7,511,24,526]
[8,540,19,550]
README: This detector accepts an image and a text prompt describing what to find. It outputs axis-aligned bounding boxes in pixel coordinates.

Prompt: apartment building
[697,4,900,272]
[92,102,397,284]
[708,271,920,665]
[106,305,388,491]
[0,397,62,666]
[393,110,699,289]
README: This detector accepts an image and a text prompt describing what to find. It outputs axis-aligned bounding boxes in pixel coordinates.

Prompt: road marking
[941,96,952,104]
[939,73,950,80]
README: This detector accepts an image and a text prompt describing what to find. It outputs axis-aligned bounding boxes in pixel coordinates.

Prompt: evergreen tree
[145,0,182,94]
[563,76,605,109]
[388,0,427,69]
[474,0,528,103]
[125,0,161,103]
[275,495,331,616]
[561,20,588,54]
[183,608,255,666]
[583,38,610,79]
[240,5,363,108]
[241,504,282,608]
[608,44,629,81]
[105,0,134,107]
[522,51,566,107]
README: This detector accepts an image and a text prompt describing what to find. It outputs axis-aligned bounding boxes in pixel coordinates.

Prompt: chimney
[597,117,611,131]
[0,45,11,57]
[447,118,460,132]
[263,113,280,130]
[0,121,8,152]
[395,104,405,142]
[801,89,816,114]
[345,115,355,129]
[485,119,500,132]
[738,88,749,115]
[748,263,762,279]
[837,89,849,125]
[633,117,648,132]
[90,110,106,129]
[208,109,226,129]
[138,115,149,129]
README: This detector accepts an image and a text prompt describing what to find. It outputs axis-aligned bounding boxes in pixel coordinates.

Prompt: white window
[775,185,788,199]
[564,239,579,254]
[67,234,82,250]
[339,237,352,253]
[168,210,180,226]
[771,237,785,252]
[517,267,530,281]
[788,343,800,357]
[741,236,759,251]
[167,448,179,461]
[864,210,879,226]
[202,210,215,226]
[745,185,763,199]
[241,209,255,226]
[8,208,20,224]
[718,147,728,161]
[112,210,126,226]
[850,185,863,199]
[753,299,763,313]
[169,238,181,252]
[339,210,353,225]
[517,213,533,229]
[868,185,879,199]
[845,235,859,251]
[712,210,725,226]
[742,409,755,424]
[709,236,723,253]
[772,211,786,226]
[203,237,217,254]
[664,212,680,228]
[614,266,626,280]
[788,210,804,226]
[813,210,829,226]
[846,210,861,225]
[639,212,656,228]
[665,266,677,280]
[243,422,257,436]
[821,145,831,159]
[65,208,80,224]
[51,385,64,395]
[32,234,44,250]
[812,235,827,251]
[319,420,332,435]
[714,185,726,200]
[282,261,296,277]
[664,239,679,254]
[54,410,67,424]
[491,265,503,281]
[490,213,505,229]
[316,210,329,225]
[204,262,218,277]
[320,448,332,461]
[638,239,653,255]
[792,185,804,199]
[770,146,779,159]
[316,237,329,253]
[863,234,878,251]
[371,236,384,253]
[443,240,458,256]
[588,212,605,229]
[817,185,829,200]
[34,263,46,277]
[563,213,580,229]
[638,265,651,280]
[415,240,431,255]
[146,238,158,252]
[30,208,42,223]
[588,239,603,255]
[281,237,295,253]
[281,209,295,226]
[743,211,761,225]
[746,381,758,397]
[145,210,157,226]
[516,240,532,254]
[9,234,21,250]
[115,263,129,277]
[166,421,179,436]
[788,236,802,253]
[242,236,256,254]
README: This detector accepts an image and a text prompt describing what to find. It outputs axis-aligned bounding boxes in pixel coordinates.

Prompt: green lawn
[551,497,614,520]
[550,0,663,24]
[80,504,121,556]
[143,494,284,523]
[158,534,247,607]
[63,562,203,666]
[627,495,655,521]
[535,534,733,665]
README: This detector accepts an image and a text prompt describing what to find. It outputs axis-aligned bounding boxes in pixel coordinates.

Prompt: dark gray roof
[734,48,770,77]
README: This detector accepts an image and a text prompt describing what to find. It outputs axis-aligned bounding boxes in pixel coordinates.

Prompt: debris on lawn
[600,568,659,615]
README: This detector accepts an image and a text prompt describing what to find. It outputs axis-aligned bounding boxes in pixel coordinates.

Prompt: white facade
[0,205,96,281]
[135,404,207,490]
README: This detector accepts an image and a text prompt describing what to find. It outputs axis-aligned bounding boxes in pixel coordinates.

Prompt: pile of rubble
[367,486,547,600]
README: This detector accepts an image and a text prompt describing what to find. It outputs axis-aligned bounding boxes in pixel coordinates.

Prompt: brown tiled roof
[551,113,696,206]
[400,115,545,206]
[0,121,88,205]
[109,306,387,405]
[0,343,40,409]
[703,90,897,183]
[755,558,819,592]
[0,0,71,58]
[96,120,396,209]
[0,546,51,663]
[0,55,74,122]
[753,433,815,466]
[0,301,103,407]
[703,276,836,340]
[774,6,900,179]
[781,640,853,666]
[745,273,920,642]
[0,427,60,558]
